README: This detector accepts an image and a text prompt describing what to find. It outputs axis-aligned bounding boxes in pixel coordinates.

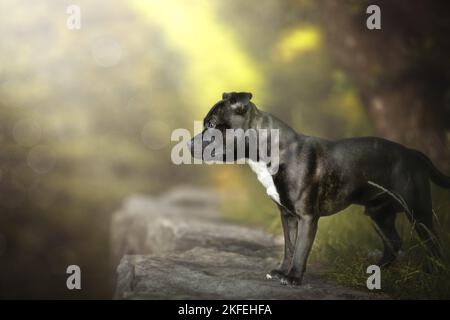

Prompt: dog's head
[188,92,256,161]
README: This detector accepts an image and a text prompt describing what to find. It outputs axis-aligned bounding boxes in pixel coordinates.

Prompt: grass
[222,181,450,299]
[312,206,450,299]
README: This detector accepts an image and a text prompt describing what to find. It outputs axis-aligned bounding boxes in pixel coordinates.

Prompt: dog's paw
[279,274,302,286]
[266,269,286,280]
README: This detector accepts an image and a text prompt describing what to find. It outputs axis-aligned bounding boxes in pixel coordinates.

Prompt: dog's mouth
[189,132,229,161]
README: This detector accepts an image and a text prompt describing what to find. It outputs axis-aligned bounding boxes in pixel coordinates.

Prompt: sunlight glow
[276,26,321,62]
[131,0,263,114]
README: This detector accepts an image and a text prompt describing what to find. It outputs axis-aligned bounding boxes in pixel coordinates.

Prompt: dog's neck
[249,108,307,164]
[252,108,304,141]
[246,108,307,205]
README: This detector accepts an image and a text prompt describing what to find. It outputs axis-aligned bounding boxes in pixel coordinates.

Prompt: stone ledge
[112,186,385,299]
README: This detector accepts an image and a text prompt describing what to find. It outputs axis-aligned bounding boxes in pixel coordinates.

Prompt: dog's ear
[229,92,253,114]
[236,92,252,104]
[222,92,233,100]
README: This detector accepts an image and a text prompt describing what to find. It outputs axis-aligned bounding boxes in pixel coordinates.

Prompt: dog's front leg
[266,206,298,280]
[279,215,318,286]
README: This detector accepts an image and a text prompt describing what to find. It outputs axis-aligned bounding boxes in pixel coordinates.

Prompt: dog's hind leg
[408,200,441,263]
[403,175,441,270]
[267,206,298,280]
[408,209,441,273]
[369,210,402,266]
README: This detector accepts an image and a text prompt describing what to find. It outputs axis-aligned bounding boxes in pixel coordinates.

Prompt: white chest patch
[248,160,281,205]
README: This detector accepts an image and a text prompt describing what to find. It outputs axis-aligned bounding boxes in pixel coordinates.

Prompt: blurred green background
[0,0,449,298]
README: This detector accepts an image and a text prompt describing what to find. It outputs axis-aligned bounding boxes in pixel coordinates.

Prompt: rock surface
[112,186,384,299]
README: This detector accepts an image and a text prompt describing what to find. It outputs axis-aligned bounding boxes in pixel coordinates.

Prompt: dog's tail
[412,150,450,189]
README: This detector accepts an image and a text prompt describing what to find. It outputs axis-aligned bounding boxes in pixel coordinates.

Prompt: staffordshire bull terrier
[189,91,450,286]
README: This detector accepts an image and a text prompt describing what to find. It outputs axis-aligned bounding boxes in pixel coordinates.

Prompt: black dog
[189,91,450,286]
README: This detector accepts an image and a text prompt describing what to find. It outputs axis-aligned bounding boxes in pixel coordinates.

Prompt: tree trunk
[317,0,450,171]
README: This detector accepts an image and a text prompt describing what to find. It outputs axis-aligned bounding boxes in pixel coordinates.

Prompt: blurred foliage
[0,0,448,298]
